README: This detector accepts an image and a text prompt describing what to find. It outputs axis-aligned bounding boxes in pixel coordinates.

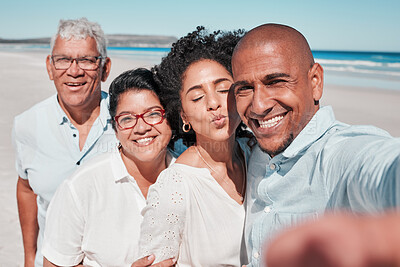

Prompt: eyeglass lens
[117,110,164,129]
[52,56,101,70]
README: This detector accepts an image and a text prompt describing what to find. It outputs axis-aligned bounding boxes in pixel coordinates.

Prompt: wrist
[24,252,36,267]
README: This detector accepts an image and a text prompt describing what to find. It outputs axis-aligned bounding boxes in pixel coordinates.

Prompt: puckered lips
[210,113,227,129]
[249,111,288,136]
[132,136,156,147]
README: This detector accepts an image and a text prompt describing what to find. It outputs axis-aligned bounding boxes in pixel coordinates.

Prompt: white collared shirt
[42,149,176,266]
[12,91,117,267]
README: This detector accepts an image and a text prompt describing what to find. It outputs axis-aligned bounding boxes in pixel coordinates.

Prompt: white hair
[50,17,108,59]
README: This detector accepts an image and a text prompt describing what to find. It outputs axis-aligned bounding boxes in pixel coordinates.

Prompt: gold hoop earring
[182,123,191,133]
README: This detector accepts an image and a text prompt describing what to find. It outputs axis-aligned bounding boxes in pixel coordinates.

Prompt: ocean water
[2,44,400,91]
[108,48,400,91]
[313,51,400,91]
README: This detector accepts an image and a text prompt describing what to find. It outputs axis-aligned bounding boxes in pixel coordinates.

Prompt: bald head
[232,23,324,157]
[233,23,314,70]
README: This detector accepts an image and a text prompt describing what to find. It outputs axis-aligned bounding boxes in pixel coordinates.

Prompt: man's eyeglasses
[51,55,103,70]
[114,109,166,130]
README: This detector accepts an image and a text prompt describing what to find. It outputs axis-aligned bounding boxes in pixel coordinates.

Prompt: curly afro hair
[152,26,248,147]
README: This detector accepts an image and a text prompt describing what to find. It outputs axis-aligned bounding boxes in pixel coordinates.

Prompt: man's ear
[46,55,54,81]
[101,57,111,82]
[309,63,324,103]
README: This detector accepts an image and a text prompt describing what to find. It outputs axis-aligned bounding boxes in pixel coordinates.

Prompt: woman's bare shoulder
[175,146,201,167]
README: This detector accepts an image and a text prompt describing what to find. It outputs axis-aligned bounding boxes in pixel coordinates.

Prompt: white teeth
[259,115,284,128]
[66,83,83,86]
[135,137,154,145]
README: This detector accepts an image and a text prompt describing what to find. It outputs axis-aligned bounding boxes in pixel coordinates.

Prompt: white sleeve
[11,117,27,179]
[139,167,187,263]
[42,180,85,266]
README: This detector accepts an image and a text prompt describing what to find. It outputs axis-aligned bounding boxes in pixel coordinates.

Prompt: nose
[133,117,152,134]
[66,59,85,77]
[206,91,221,111]
[251,83,274,115]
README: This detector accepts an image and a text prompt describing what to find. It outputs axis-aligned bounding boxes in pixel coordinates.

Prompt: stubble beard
[259,133,294,158]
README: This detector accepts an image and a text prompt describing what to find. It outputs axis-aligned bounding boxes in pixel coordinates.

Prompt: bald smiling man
[231,24,400,266]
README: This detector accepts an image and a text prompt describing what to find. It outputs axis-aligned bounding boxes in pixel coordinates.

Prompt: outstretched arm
[265,212,400,267]
[326,136,400,212]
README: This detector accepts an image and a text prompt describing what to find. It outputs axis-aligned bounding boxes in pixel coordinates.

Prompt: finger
[131,254,155,267]
[152,257,176,267]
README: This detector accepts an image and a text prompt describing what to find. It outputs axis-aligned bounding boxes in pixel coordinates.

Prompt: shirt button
[73,134,77,137]
[270,163,276,170]
[264,206,271,213]
[253,252,259,259]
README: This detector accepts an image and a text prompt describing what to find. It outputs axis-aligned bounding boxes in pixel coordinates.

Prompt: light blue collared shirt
[12,91,117,267]
[245,106,400,266]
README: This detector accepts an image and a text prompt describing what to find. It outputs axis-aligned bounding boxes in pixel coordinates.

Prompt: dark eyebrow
[263,73,290,81]
[186,78,232,95]
[232,80,250,92]
[232,73,291,92]
[214,78,232,85]
[185,85,203,96]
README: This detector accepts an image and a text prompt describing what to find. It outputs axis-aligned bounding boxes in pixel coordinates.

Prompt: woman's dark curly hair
[152,26,249,147]
[108,68,174,149]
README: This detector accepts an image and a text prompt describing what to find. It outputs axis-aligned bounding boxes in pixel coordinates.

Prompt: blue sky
[1,0,399,52]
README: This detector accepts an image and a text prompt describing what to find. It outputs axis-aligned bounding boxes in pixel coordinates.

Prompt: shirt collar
[98,91,111,129]
[111,148,131,182]
[281,106,336,158]
[112,148,177,183]
[54,91,111,127]
[53,94,69,125]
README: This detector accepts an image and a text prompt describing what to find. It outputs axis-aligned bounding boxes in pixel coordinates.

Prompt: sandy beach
[0,49,399,266]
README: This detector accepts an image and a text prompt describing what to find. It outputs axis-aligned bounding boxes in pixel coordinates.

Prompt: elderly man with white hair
[12,17,117,267]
